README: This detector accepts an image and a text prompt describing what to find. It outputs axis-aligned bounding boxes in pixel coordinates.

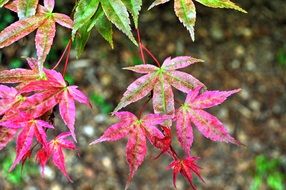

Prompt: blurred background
[0,0,285,189]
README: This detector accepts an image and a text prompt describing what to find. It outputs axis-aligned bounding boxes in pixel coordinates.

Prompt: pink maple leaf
[167,156,203,190]
[176,86,241,156]
[0,85,19,115]
[114,56,205,117]
[2,119,54,171]
[18,69,91,141]
[36,132,76,181]
[0,58,43,84]
[90,111,172,189]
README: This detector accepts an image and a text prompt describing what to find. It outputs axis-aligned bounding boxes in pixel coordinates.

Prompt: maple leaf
[90,111,172,189]
[0,58,43,84]
[17,0,39,19]
[36,132,76,181]
[151,126,172,159]
[0,85,19,115]
[167,156,203,190]
[17,69,91,141]
[114,56,204,117]
[176,86,241,156]
[0,0,73,65]
[0,119,54,171]
[148,0,246,40]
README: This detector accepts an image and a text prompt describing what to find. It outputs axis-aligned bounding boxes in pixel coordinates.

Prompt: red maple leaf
[90,111,172,189]
[36,132,76,181]
[168,156,204,190]
[0,119,54,171]
[176,86,241,156]
[16,69,91,141]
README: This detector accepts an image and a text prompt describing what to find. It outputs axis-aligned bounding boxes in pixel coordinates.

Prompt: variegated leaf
[113,73,158,113]
[17,0,39,19]
[54,13,73,29]
[164,70,204,93]
[174,0,196,41]
[153,77,174,116]
[162,56,204,70]
[125,128,147,189]
[44,0,55,12]
[35,18,56,64]
[195,0,247,13]
[148,0,170,10]
[0,15,47,48]
[176,108,193,156]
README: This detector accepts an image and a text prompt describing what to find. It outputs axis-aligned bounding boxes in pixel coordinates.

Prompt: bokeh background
[0,0,285,189]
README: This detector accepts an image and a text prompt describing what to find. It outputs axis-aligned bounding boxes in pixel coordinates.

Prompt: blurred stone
[210,23,224,40]
[231,60,241,69]
[100,74,112,86]
[239,89,250,100]
[43,166,55,180]
[218,108,229,118]
[238,27,253,38]
[83,125,95,137]
[24,186,37,190]
[249,100,261,112]
[94,114,107,123]
[235,45,245,57]
[272,104,282,114]
[267,118,280,130]
[51,184,62,190]
[102,156,112,169]
[238,131,248,143]
[245,60,256,71]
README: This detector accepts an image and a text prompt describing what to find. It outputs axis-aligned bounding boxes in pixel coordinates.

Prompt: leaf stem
[168,145,179,160]
[52,39,72,70]
[136,29,146,65]
[138,94,152,118]
[62,40,72,77]
[141,44,161,67]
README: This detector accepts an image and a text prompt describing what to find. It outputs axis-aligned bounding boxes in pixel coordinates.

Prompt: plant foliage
[0,0,246,189]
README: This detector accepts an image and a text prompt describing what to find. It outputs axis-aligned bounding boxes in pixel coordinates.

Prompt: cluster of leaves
[0,0,90,180]
[149,0,246,40]
[72,0,246,57]
[91,56,241,189]
[0,0,246,189]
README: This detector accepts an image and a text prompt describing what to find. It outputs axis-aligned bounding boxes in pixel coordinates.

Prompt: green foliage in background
[0,151,38,185]
[250,155,285,190]
[64,73,75,85]
[0,9,14,30]
[277,47,286,67]
[9,58,23,69]
[90,93,112,114]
